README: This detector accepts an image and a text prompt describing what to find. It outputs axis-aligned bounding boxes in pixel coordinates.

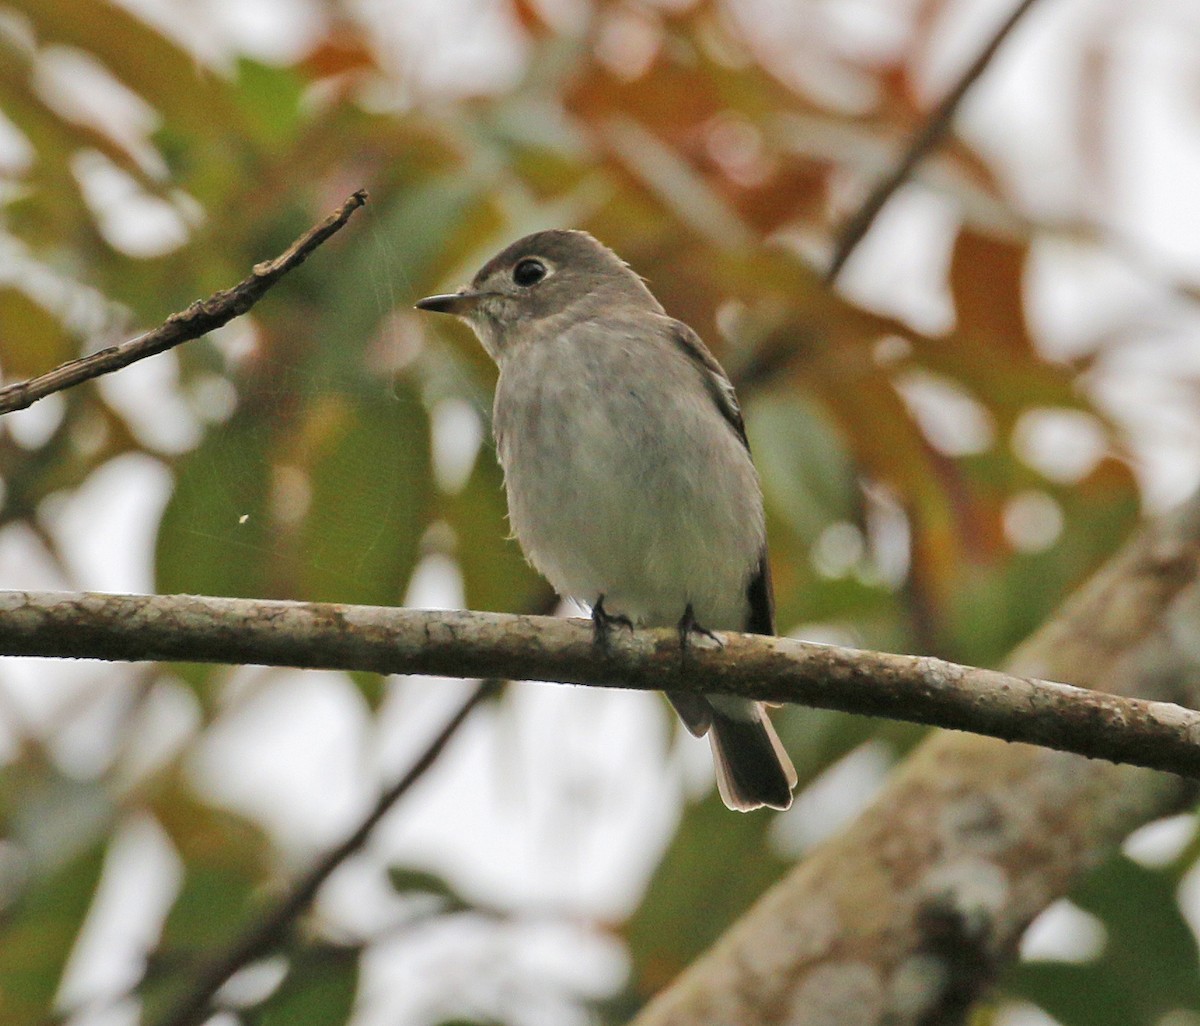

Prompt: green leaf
[155,413,274,599]
[0,842,107,1025]
[151,785,274,958]
[7,0,235,136]
[1007,854,1200,1026]
[317,176,503,367]
[445,447,553,613]
[386,866,470,912]
[0,288,72,378]
[242,945,360,1026]
[0,760,117,874]
[295,384,432,605]
[747,393,861,542]
[622,793,790,999]
[234,59,305,152]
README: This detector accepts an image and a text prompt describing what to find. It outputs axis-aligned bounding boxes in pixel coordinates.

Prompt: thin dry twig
[5,589,1200,780]
[0,190,368,416]
[825,0,1044,283]
[149,679,495,1026]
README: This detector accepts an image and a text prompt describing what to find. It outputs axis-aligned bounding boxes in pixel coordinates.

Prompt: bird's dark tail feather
[707,698,797,812]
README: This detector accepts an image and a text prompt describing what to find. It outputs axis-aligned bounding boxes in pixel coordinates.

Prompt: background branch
[0,190,367,415]
[4,583,1200,779]
[149,680,494,1026]
[825,0,1044,283]
[141,593,558,1026]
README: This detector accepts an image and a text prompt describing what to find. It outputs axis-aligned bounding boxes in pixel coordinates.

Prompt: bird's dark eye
[513,258,547,287]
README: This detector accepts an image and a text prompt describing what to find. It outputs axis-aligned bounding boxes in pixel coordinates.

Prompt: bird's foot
[592,595,634,650]
[677,603,723,657]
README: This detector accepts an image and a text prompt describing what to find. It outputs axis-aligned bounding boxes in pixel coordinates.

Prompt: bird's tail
[703,696,797,812]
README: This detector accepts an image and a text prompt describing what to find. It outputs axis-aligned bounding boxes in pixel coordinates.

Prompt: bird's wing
[744,551,775,635]
[666,318,775,636]
[666,318,750,449]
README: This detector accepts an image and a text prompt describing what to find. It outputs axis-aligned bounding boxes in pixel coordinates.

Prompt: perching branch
[4,585,1200,779]
[825,0,1044,283]
[0,190,367,415]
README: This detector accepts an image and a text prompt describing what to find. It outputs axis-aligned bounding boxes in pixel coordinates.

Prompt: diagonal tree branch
[825,0,1045,283]
[148,679,495,1026]
[0,190,368,415]
[3,569,1200,778]
[139,593,560,1026]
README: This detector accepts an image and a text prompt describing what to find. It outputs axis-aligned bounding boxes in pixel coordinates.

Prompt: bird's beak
[414,290,483,315]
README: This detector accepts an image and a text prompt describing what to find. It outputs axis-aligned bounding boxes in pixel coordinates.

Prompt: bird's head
[415,229,661,358]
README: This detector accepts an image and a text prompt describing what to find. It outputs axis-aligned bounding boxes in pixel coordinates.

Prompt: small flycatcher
[416,230,797,811]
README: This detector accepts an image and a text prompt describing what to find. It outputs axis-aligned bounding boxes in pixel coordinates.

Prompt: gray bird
[416,230,797,811]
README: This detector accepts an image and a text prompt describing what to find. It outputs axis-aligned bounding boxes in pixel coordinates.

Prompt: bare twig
[150,680,493,1026]
[4,588,1200,779]
[0,191,368,415]
[825,0,1044,283]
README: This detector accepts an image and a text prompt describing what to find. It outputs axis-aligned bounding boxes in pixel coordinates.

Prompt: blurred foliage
[0,0,1191,1024]
[1008,852,1200,1026]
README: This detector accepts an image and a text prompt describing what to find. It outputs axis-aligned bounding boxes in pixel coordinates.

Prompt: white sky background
[5,0,1200,1024]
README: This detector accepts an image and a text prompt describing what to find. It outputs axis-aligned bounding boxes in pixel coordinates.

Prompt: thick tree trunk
[631,496,1200,1026]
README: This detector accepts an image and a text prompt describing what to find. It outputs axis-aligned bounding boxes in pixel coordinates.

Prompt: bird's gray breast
[491,322,765,629]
